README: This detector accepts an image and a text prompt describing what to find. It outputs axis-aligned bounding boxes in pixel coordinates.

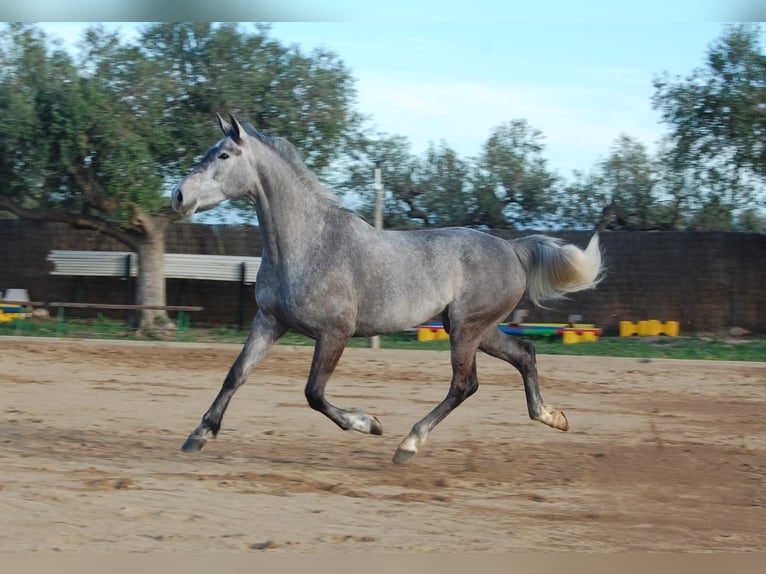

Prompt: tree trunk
[131,207,175,335]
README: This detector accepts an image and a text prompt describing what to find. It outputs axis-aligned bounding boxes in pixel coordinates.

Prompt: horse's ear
[216,113,232,136]
[228,113,243,143]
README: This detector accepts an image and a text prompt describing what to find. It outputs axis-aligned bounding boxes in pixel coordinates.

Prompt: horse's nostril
[176,190,183,205]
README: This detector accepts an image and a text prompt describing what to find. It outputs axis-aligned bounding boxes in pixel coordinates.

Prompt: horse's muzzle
[170,185,193,215]
[171,188,183,212]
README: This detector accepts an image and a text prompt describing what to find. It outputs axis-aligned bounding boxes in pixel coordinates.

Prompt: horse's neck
[252,168,338,266]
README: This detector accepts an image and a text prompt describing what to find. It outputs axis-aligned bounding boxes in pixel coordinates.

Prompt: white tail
[512,234,603,307]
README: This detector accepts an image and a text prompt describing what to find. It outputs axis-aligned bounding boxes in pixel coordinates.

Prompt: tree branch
[0,197,141,249]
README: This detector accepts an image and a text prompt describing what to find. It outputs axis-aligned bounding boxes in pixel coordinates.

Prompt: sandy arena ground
[0,336,764,552]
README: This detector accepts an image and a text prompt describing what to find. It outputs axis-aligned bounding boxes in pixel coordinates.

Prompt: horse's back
[348,225,525,335]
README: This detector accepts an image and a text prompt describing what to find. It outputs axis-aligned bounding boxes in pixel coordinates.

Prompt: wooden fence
[1,220,764,333]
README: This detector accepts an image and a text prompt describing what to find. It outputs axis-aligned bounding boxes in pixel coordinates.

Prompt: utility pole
[370,160,383,350]
[373,159,383,230]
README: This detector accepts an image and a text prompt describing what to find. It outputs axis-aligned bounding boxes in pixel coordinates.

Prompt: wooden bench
[46,250,260,330]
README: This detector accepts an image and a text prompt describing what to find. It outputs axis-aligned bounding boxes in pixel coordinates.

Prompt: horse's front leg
[304,333,383,436]
[181,310,287,452]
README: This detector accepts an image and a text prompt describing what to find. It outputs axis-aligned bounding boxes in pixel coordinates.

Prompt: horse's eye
[218,152,229,160]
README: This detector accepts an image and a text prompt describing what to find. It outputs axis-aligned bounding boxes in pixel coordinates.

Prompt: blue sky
[36,20,758,177]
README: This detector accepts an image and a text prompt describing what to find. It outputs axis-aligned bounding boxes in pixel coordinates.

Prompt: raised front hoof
[181,434,208,452]
[392,448,416,465]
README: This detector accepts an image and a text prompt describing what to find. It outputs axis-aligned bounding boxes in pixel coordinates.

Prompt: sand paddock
[0,337,764,552]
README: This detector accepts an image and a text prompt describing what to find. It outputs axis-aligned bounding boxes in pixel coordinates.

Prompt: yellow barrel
[562,331,577,344]
[619,320,637,337]
[663,321,680,337]
[581,331,598,343]
[646,319,662,336]
[417,328,435,342]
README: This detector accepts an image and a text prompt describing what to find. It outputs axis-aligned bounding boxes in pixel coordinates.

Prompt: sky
[269,21,731,175]
[33,17,762,179]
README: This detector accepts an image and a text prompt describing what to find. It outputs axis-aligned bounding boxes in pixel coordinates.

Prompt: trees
[653,23,766,231]
[0,23,362,330]
[473,120,559,228]
[337,134,475,228]
[560,135,665,231]
[137,23,361,176]
[558,24,766,233]
[346,25,766,233]
[339,120,559,230]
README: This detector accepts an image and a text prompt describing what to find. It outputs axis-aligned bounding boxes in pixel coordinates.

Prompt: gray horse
[171,114,603,464]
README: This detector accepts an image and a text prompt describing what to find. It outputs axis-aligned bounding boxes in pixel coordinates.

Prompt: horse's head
[171,113,252,216]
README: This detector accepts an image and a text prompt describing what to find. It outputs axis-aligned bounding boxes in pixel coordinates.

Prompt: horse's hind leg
[181,310,287,452]
[304,332,383,435]
[393,330,480,464]
[479,328,568,431]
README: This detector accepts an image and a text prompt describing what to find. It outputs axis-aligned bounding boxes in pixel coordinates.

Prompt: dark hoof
[392,448,415,465]
[181,434,207,452]
[369,415,383,436]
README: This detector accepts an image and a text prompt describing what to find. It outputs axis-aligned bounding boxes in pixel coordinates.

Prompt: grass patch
[359,332,766,361]
[1,317,764,362]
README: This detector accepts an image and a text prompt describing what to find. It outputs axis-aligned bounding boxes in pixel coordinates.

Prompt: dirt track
[0,336,764,552]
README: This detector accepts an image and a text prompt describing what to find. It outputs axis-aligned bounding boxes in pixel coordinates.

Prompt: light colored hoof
[549,409,569,431]
[538,407,569,431]
[392,448,416,465]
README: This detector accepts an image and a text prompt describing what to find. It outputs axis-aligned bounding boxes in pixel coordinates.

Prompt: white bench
[46,251,262,282]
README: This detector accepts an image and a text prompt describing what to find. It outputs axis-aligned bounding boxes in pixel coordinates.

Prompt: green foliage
[336,133,472,228]
[736,207,766,232]
[339,120,559,229]
[1,22,762,233]
[560,134,673,231]
[561,21,766,233]
[653,23,766,228]
[476,120,560,228]
[0,23,362,227]
[0,24,166,225]
[0,24,70,205]
[138,23,361,176]
[339,24,766,232]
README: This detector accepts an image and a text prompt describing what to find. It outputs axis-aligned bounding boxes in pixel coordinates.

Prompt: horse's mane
[240,121,343,209]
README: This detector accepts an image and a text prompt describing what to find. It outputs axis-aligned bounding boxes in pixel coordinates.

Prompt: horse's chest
[254,267,328,325]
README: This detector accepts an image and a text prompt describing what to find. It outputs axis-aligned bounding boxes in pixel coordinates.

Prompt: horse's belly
[353,282,452,336]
